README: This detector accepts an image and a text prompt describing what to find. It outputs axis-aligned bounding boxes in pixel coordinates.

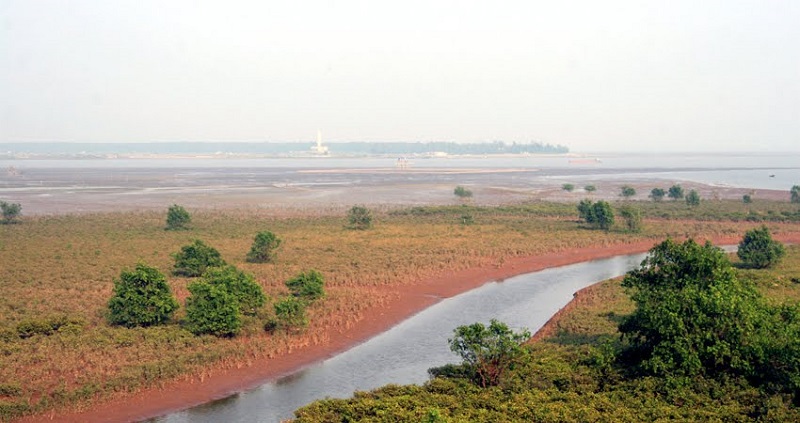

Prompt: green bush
[738,226,785,268]
[185,281,241,337]
[620,186,636,199]
[577,200,614,230]
[668,184,684,201]
[440,319,530,387]
[165,204,191,230]
[0,201,21,224]
[454,186,473,198]
[268,296,308,332]
[347,205,373,230]
[649,188,665,202]
[792,185,800,203]
[619,239,760,377]
[201,265,266,315]
[172,239,226,277]
[286,270,325,302]
[584,185,596,193]
[618,205,642,232]
[16,314,84,338]
[562,183,575,192]
[686,189,701,207]
[246,230,282,263]
[107,263,179,328]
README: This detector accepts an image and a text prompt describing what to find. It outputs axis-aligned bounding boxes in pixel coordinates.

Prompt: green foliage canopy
[792,185,800,203]
[620,185,636,198]
[271,296,308,331]
[286,270,325,302]
[562,183,575,192]
[0,201,22,223]
[738,226,785,269]
[619,239,761,378]
[107,263,179,328]
[165,204,191,230]
[649,188,665,202]
[618,205,642,232]
[185,281,241,337]
[577,199,614,230]
[454,186,473,198]
[201,265,266,315]
[172,239,226,277]
[246,230,282,263]
[668,184,684,201]
[686,189,701,207]
[445,319,530,387]
[347,205,373,230]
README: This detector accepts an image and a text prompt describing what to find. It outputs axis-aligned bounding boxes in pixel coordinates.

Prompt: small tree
[246,231,282,263]
[649,188,665,202]
[592,200,614,230]
[738,226,785,269]
[619,205,642,232]
[269,296,308,332]
[792,185,800,203]
[165,204,191,230]
[561,183,575,192]
[107,263,179,327]
[584,185,597,193]
[0,201,22,224]
[685,189,701,207]
[668,184,684,201]
[347,205,373,230]
[620,185,636,199]
[445,320,530,387]
[454,186,473,199]
[578,199,614,230]
[286,270,325,302]
[172,240,226,277]
[185,281,241,337]
[619,239,760,377]
[742,194,753,204]
[202,265,266,315]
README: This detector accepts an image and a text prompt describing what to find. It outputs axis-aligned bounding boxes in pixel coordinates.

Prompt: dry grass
[1,205,800,418]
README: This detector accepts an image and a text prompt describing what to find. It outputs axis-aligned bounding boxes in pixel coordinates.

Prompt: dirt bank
[25,232,798,423]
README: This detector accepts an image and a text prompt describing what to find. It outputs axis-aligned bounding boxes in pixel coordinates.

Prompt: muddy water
[155,252,658,423]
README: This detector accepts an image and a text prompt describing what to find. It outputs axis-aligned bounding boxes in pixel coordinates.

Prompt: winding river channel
[155,249,720,422]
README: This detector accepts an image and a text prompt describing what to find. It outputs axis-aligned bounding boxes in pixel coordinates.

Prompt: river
[156,252,658,422]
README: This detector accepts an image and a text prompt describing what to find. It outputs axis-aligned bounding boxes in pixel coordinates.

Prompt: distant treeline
[0,141,568,156]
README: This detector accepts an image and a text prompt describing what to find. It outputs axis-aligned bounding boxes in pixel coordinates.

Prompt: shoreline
[25,233,800,423]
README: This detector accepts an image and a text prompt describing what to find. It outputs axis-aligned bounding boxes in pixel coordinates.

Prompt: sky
[1,0,799,152]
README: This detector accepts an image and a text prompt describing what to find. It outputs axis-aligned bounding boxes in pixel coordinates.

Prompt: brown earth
[23,233,800,423]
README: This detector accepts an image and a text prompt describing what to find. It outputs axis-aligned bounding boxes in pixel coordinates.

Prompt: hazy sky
[1,1,798,152]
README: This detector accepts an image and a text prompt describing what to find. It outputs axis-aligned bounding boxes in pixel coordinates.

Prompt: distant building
[310,130,329,155]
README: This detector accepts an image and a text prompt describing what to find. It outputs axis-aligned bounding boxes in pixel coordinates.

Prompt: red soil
[22,233,800,423]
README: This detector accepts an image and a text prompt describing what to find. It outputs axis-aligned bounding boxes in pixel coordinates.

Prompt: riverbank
[32,232,800,423]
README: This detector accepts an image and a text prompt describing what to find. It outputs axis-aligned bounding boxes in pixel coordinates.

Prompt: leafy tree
[618,205,642,232]
[246,230,282,263]
[792,185,800,203]
[268,296,308,332]
[737,226,785,269]
[286,270,325,302]
[454,186,473,198]
[172,239,226,277]
[619,239,761,378]
[201,265,266,315]
[444,319,530,387]
[0,201,22,224]
[107,263,179,328]
[165,204,191,230]
[742,194,752,204]
[577,200,614,230]
[577,199,594,222]
[649,188,665,202]
[584,184,596,193]
[592,201,614,230]
[668,184,684,201]
[185,281,241,337]
[347,205,373,230]
[561,183,575,192]
[620,185,636,199]
[685,189,701,207]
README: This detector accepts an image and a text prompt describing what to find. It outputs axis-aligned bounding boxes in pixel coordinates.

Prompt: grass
[1,202,800,419]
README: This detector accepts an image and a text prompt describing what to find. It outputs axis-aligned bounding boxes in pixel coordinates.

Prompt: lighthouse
[310,130,329,155]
